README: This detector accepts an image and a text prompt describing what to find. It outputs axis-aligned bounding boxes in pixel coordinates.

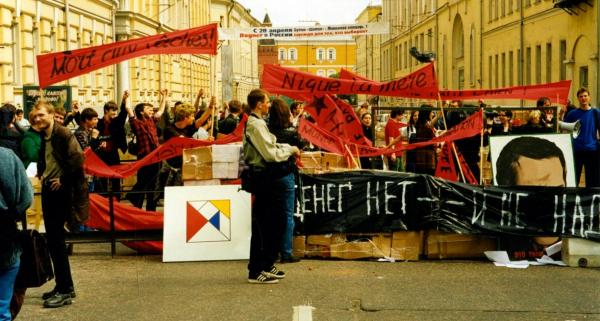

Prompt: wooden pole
[479,108,485,185]
[344,144,360,169]
[437,94,466,182]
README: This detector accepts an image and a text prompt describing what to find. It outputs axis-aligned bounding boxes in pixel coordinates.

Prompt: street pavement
[17,243,600,321]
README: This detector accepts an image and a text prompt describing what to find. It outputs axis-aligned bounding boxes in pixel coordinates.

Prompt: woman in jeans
[268,99,306,263]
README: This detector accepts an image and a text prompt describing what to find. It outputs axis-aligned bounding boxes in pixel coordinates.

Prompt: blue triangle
[209,211,220,230]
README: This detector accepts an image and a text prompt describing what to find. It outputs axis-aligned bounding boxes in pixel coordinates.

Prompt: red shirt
[384,119,403,148]
[129,117,159,156]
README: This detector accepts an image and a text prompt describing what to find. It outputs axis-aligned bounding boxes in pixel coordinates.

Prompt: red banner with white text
[262,63,439,98]
[338,68,571,104]
[84,116,244,178]
[37,23,218,88]
[298,110,483,157]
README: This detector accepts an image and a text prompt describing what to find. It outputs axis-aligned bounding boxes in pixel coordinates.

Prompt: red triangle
[186,202,208,242]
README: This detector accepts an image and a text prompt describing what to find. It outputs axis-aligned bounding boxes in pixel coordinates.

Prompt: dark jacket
[97,100,128,154]
[37,123,89,225]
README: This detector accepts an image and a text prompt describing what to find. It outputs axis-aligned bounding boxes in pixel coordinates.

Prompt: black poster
[297,171,600,241]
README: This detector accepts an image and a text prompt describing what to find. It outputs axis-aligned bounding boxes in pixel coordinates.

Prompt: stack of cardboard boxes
[292,230,498,261]
[182,144,242,186]
[299,151,355,173]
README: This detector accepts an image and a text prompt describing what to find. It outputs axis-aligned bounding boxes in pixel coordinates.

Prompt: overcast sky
[237,0,382,26]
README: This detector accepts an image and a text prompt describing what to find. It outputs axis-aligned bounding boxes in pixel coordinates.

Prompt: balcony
[553,0,593,15]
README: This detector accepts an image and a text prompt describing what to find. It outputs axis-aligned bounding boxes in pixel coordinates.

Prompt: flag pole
[344,144,360,169]
[438,93,465,183]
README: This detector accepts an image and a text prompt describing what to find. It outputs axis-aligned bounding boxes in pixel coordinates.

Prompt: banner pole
[451,142,466,183]
[353,144,362,169]
[344,144,360,169]
[479,109,485,185]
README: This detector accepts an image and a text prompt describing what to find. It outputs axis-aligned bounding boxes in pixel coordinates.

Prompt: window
[399,43,403,70]
[526,47,531,85]
[288,48,297,61]
[427,29,433,51]
[488,56,493,88]
[11,20,21,84]
[470,28,475,85]
[546,43,552,83]
[501,0,506,17]
[317,69,325,77]
[317,48,325,61]
[489,0,493,22]
[404,41,409,68]
[509,51,514,86]
[517,48,522,85]
[535,45,541,84]
[327,48,336,60]
[327,69,336,77]
[580,66,589,89]
[495,54,499,88]
[501,53,506,87]
[278,48,286,61]
[559,40,567,80]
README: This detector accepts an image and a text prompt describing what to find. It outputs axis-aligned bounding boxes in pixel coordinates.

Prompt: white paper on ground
[485,251,566,268]
[544,241,562,256]
[376,256,396,263]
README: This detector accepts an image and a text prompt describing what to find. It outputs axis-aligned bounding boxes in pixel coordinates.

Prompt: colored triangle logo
[209,211,220,230]
[186,202,208,242]
[210,200,231,219]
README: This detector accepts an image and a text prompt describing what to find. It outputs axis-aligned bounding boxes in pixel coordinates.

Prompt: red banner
[302,94,371,146]
[262,63,439,98]
[84,116,244,178]
[435,142,458,181]
[298,110,483,157]
[297,118,345,155]
[456,147,478,185]
[37,23,218,88]
[338,68,571,104]
[88,193,162,253]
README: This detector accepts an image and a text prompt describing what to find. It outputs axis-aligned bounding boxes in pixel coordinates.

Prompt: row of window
[278,48,337,61]
[488,0,542,22]
[316,69,338,77]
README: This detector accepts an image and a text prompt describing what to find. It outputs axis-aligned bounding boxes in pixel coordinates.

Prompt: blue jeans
[280,174,296,259]
[0,259,20,321]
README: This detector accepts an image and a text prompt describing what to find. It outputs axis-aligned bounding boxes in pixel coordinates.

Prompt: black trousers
[128,160,160,211]
[574,150,600,187]
[247,173,289,278]
[96,150,121,199]
[41,184,74,293]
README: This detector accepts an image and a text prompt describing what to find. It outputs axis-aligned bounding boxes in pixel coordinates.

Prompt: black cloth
[574,150,600,187]
[128,158,159,211]
[360,125,374,169]
[0,126,22,158]
[218,114,240,135]
[41,183,74,293]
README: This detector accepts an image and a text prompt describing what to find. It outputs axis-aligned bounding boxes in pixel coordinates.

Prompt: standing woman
[359,112,374,169]
[413,110,437,176]
[268,99,306,264]
[401,110,419,173]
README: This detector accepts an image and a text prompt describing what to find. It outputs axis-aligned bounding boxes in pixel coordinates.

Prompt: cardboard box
[390,231,423,261]
[562,238,600,267]
[305,244,330,258]
[211,144,241,162]
[182,163,212,181]
[292,236,306,258]
[330,242,374,260]
[183,179,221,186]
[300,152,323,169]
[426,230,497,259]
[321,152,346,170]
[372,234,393,257]
[212,162,239,179]
[183,146,212,165]
[306,234,346,246]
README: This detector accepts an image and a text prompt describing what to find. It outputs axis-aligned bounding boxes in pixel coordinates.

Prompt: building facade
[376,0,599,106]
[355,5,382,103]
[210,0,260,104]
[0,0,213,113]
[275,39,356,77]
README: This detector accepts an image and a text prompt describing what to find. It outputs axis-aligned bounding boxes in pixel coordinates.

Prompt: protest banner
[338,68,572,104]
[262,63,439,98]
[22,85,72,116]
[302,94,371,146]
[218,22,388,40]
[84,117,244,178]
[435,142,458,181]
[298,110,483,158]
[37,23,218,87]
[297,171,600,242]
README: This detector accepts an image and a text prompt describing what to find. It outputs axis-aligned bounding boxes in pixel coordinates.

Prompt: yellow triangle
[210,200,230,219]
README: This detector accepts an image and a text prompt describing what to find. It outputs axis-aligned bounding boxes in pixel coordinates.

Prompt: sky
[236,0,382,26]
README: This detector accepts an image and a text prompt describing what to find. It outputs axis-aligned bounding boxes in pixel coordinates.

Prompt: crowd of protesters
[0,85,598,313]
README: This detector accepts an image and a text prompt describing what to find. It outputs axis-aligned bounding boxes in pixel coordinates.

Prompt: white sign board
[163,185,251,262]
[218,22,389,40]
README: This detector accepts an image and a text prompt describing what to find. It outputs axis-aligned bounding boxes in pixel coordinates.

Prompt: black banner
[297,171,600,241]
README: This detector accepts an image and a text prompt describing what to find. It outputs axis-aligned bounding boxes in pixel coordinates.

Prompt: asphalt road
[17,243,600,321]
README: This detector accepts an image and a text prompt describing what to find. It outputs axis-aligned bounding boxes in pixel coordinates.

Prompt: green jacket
[21,128,41,168]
